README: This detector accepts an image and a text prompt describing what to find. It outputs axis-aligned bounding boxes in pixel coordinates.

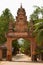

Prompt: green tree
[41,7,43,18]
[20,39,30,56]
[30,6,43,20]
[12,40,20,55]
[30,5,43,61]
[33,22,43,60]
[0,8,14,46]
[0,34,7,45]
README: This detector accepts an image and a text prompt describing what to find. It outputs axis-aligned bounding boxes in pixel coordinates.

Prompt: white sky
[0,0,43,20]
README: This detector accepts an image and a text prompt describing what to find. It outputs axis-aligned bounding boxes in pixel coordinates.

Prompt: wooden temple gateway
[0,5,37,61]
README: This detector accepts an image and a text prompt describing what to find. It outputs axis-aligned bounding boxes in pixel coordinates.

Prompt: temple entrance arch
[6,5,37,61]
[6,36,37,61]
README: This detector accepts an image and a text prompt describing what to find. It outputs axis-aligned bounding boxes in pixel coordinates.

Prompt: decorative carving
[6,5,37,61]
[15,5,28,32]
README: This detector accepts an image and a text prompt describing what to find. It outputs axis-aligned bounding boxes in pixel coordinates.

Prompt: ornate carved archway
[6,5,37,61]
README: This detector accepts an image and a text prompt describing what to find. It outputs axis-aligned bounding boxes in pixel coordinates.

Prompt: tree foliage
[12,40,20,55]
[30,6,43,20]
[20,39,30,55]
[0,8,14,45]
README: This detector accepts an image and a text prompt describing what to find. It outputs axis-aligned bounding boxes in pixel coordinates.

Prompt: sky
[0,0,43,20]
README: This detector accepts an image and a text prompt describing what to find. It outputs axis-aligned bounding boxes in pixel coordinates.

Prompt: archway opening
[12,38,31,61]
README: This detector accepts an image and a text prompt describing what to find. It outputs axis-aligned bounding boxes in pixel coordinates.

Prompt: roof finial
[20,3,22,8]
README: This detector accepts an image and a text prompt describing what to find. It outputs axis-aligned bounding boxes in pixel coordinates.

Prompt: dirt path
[0,53,43,65]
[12,53,31,61]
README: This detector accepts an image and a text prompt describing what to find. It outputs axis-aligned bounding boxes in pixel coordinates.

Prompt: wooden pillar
[0,47,2,60]
[6,38,12,61]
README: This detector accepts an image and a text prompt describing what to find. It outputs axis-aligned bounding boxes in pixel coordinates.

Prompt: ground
[0,53,43,65]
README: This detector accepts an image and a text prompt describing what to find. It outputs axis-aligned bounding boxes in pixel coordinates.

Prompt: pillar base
[0,59,2,61]
[32,55,37,62]
[6,55,12,61]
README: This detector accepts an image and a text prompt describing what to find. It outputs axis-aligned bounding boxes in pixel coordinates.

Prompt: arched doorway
[2,46,7,60]
[6,37,37,61]
[12,38,31,61]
